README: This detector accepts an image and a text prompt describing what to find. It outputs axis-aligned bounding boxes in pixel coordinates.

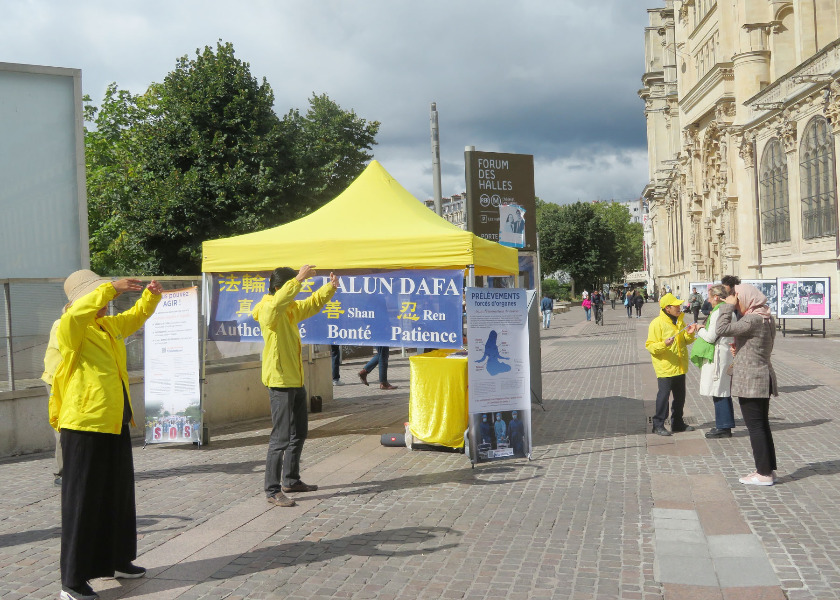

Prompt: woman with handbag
[715,283,779,486]
[690,285,735,438]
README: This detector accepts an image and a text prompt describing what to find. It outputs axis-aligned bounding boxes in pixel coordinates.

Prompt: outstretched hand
[296,265,316,282]
[112,279,143,295]
[146,280,163,295]
[329,272,339,289]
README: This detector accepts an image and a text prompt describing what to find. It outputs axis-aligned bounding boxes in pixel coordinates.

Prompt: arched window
[759,139,791,243]
[800,116,837,239]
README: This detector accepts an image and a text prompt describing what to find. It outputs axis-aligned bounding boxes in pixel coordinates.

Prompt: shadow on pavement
[0,514,193,549]
[534,396,648,443]
[101,526,460,598]
[693,417,831,435]
[776,459,840,484]
[778,384,823,393]
[542,362,646,374]
[135,460,265,480]
[302,463,542,501]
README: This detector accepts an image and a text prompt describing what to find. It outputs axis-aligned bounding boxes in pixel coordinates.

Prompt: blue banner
[208,269,464,348]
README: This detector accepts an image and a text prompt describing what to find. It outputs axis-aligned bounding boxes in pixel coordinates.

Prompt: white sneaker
[332,379,344,386]
[739,472,774,486]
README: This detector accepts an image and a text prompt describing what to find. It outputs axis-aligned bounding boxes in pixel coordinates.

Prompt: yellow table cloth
[408,349,469,448]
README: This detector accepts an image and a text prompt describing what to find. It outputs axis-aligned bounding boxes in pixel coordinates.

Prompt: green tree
[85,41,379,275]
[593,202,644,280]
[538,202,619,290]
[541,278,561,299]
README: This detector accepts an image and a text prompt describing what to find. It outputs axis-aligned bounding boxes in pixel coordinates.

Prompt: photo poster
[777,277,831,319]
[465,288,531,463]
[143,287,201,444]
[741,279,779,317]
[498,203,526,249]
[687,281,718,303]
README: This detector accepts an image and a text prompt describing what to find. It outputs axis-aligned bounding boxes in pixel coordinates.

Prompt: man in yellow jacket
[645,293,700,436]
[252,264,338,508]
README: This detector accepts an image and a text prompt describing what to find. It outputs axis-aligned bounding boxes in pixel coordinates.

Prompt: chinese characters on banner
[208,269,465,348]
[144,287,201,444]
[465,288,531,463]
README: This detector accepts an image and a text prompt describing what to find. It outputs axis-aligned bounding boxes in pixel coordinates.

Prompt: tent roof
[201,160,518,275]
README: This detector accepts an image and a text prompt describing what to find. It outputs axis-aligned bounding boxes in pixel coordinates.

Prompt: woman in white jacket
[692,284,736,438]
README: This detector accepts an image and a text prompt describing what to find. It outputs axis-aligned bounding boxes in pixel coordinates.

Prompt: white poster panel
[777,277,831,319]
[687,281,718,303]
[144,287,201,444]
[465,288,531,463]
[741,279,779,316]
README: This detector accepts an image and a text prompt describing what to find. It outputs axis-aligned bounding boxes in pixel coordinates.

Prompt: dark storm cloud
[0,0,655,205]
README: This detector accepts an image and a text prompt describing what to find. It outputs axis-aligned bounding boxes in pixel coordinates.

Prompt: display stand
[780,318,826,338]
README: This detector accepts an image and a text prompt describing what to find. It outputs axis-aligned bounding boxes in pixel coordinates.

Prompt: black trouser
[61,426,136,587]
[692,307,700,322]
[653,374,686,428]
[265,386,308,495]
[738,397,777,476]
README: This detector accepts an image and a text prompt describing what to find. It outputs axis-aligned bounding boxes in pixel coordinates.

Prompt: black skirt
[60,425,136,587]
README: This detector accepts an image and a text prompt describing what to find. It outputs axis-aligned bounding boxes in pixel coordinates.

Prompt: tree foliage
[85,41,380,275]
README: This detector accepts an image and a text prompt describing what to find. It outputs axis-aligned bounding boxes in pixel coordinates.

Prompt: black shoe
[60,582,99,600]
[651,425,672,436]
[705,428,732,438]
[114,563,146,579]
[671,423,695,433]
[282,481,318,493]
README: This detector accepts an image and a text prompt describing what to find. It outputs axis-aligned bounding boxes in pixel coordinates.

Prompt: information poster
[777,277,831,319]
[741,279,779,316]
[465,288,531,463]
[144,287,201,444]
[208,269,463,348]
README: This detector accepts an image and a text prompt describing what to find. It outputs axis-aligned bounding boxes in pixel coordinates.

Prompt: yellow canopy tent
[201,160,517,275]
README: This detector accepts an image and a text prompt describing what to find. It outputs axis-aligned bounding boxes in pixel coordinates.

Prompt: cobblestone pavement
[3,304,840,599]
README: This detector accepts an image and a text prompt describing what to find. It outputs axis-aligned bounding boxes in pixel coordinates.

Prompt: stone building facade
[641,0,840,315]
[424,193,467,228]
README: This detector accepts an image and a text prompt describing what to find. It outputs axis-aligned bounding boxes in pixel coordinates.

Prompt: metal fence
[0,276,267,393]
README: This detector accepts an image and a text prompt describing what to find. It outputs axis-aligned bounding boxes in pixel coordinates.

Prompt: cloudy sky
[1,0,652,205]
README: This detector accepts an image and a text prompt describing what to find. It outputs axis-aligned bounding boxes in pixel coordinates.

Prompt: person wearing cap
[50,270,162,600]
[645,293,700,436]
[494,412,507,445]
[252,265,338,508]
[509,410,526,456]
[479,413,493,446]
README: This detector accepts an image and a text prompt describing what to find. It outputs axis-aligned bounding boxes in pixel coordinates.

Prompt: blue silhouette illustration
[475,330,511,375]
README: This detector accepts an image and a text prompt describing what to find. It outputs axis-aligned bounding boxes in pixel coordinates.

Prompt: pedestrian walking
[582,296,592,321]
[687,287,703,323]
[358,346,398,389]
[625,290,634,318]
[252,265,338,508]
[689,285,735,438]
[330,345,343,386]
[51,271,162,600]
[645,293,700,436]
[609,288,617,310]
[716,284,779,486]
[634,290,645,318]
[540,294,553,329]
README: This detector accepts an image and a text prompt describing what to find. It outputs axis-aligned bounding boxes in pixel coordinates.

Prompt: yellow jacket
[49,283,161,433]
[645,310,696,377]
[252,279,336,388]
[41,319,61,386]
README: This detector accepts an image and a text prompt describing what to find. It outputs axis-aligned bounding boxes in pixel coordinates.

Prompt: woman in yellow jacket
[50,270,161,600]
[645,293,700,436]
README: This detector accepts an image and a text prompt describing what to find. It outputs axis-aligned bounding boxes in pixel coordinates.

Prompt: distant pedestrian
[330,345,343,386]
[625,290,634,318]
[582,296,592,321]
[609,288,617,310]
[716,284,778,486]
[634,290,645,318]
[358,346,398,389]
[687,287,703,323]
[540,295,553,329]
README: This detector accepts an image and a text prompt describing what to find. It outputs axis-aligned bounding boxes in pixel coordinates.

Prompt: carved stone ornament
[683,126,699,157]
[778,109,797,153]
[824,80,840,135]
[738,130,755,168]
[715,101,735,124]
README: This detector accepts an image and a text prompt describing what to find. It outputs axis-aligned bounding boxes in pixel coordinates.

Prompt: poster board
[687,281,718,303]
[777,277,831,319]
[208,269,464,347]
[465,288,531,463]
[741,279,779,316]
[144,287,201,444]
